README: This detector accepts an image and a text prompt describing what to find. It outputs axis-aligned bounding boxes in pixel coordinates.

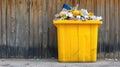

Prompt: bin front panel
[54,20,101,62]
[57,25,79,62]
[78,25,98,62]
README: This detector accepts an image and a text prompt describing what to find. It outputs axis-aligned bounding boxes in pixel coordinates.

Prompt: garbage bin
[53,20,102,62]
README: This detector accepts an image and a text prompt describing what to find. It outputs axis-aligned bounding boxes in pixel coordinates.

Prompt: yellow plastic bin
[53,20,102,62]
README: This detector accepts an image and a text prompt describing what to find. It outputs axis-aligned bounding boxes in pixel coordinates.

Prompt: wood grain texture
[29,0,34,58]
[0,0,2,58]
[118,0,120,60]
[109,0,115,59]
[0,0,120,60]
[96,0,102,59]
[114,0,119,59]
[37,0,42,58]
[6,0,12,58]
[1,0,7,58]
[32,0,39,58]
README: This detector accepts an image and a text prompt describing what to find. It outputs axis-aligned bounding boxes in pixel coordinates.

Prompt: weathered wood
[79,0,87,9]
[118,0,120,60]
[101,0,106,59]
[91,0,94,12]
[15,0,29,58]
[71,0,79,7]
[48,0,54,58]
[37,0,42,58]
[32,0,41,58]
[6,0,12,58]
[86,0,92,11]
[105,0,110,59]
[29,0,34,58]
[23,0,29,58]
[1,0,7,58]
[114,0,119,60]
[51,0,58,58]
[109,0,115,59]
[0,0,2,58]
[42,0,48,58]
[96,0,102,59]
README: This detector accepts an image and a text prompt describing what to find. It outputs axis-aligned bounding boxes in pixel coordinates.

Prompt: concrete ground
[0,59,120,67]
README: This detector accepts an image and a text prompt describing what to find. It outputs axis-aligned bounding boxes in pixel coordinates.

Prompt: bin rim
[53,20,103,25]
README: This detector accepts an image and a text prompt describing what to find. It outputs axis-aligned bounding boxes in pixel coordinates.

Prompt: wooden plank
[101,0,106,59]
[15,0,29,58]
[72,0,79,7]
[0,0,1,58]
[56,0,62,13]
[48,0,55,58]
[29,0,34,58]
[22,0,29,58]
[42,0,48,58]
[1,0,7,58]
[6,0,12,58]
[86,0,92,11]
[32,0,41,58]
[51,0,58,58]
[46,0,52,58]
[10,0,17,58]
[15,0,21,58]
[109,0,115,59]
[105,0,110,59]
[91,0,94,12]
[56,0,65,13]
[38,0,42,58]
[23,0,29,58]
[79,0,87,9]
[118,0,120,60]
[67,0,78,7]
[96,0,102,59]
[114,0,119,60]
[65,0,68,4]
[94,0,97,14]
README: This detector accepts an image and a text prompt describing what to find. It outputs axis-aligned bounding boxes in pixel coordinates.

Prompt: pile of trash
[55,4,102,21]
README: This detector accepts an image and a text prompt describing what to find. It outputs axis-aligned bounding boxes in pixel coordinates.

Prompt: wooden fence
[0,0,120,60]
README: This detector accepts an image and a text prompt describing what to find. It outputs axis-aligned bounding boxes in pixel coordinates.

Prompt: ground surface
[0,59,120,67]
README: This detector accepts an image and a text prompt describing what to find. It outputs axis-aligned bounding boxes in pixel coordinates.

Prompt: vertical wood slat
[105,0,109,59]
[38,0,42,58]
[109,0,115,59]
[15,0,29,58]
[6,0,12,58]
[86,0,92,11]
[32,0,39,58]
[1,0,7,58]
[52,0,58,58]
[118,0,120,60]
[42,0,48,58]
[10,0,16,57]
[0,0,2,57]
[15,0,21,58]
[48,0,56,58]
[96,0,102,59]
[29,0,34,58]
[79,0,87,9]
[114,0,119,60]
[102,0,106,59]
[24,0,29,58]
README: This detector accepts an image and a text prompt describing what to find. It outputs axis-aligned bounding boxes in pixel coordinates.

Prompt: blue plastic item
[63,4,72,10]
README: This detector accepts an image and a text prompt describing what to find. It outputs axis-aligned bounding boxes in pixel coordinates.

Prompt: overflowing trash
[55,4,102,21]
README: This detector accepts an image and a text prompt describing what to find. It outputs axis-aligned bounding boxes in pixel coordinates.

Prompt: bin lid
[53,20,102,25]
